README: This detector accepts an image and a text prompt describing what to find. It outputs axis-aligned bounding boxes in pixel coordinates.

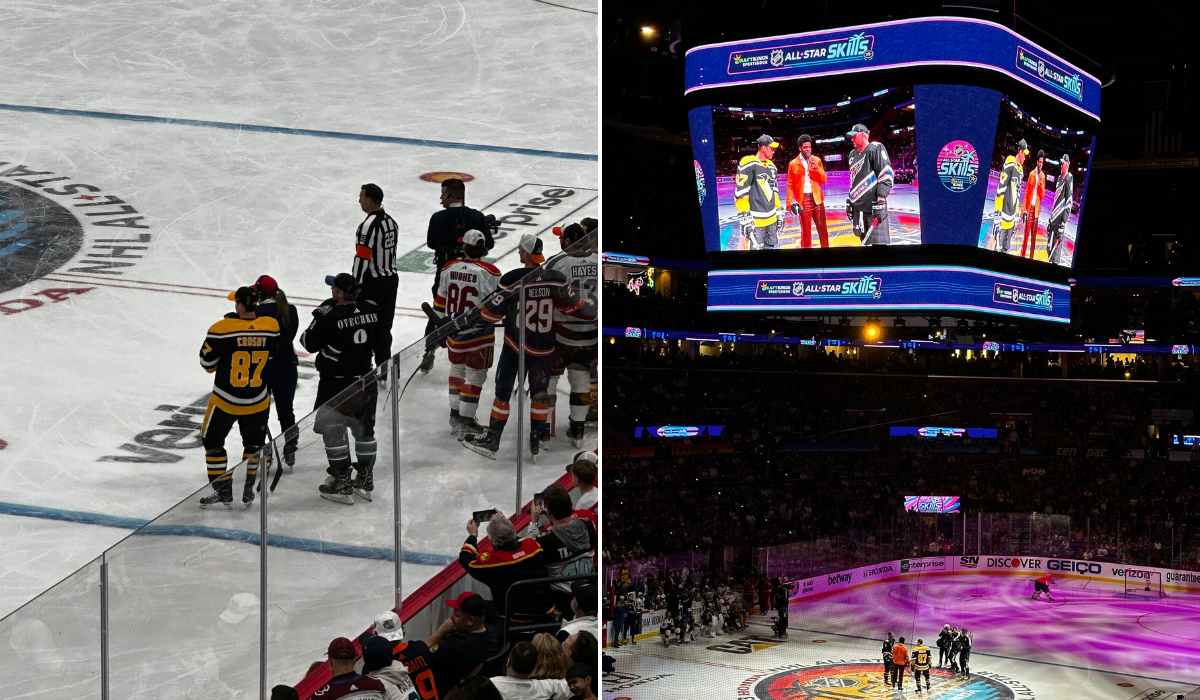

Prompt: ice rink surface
[0,0,597,622]
[605,572,1200,699]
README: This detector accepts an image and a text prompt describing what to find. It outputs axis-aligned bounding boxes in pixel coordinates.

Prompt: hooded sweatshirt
[527,517,597,594]
[368,660,417,700]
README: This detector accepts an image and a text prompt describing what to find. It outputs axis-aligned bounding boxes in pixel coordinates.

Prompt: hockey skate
[529,427,543,463]
[319,475,354,505]
[241,477,256,507]
[283,442,296,469]
[351,463,374,502]
[567,420,586,449]
[449,409,461,436]
[462,429,500,459]
[456,417,487,442]
[200,482,233,510]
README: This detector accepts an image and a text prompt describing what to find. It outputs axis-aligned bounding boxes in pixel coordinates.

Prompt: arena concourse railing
[0,231,598,699]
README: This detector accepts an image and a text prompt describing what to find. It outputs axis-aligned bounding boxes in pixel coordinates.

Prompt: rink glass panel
[105,458,262,699]
[0,555,102,699]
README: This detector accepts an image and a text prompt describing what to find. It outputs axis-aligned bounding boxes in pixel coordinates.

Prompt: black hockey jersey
[547,251,598,347]
[994,155,1023,227]
[391,640,439,700]
[200,316,280,415]
[847,141,894,205]
[480,267,595,358]
[299,298,380,378]
[734,155,781,227]
[1050,171,1074,227]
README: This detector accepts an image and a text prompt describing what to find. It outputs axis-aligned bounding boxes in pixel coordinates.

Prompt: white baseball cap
[219,593,259,625]
[373,610,405,642]
[462,229,486,247]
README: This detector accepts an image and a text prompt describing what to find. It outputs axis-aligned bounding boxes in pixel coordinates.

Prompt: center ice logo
[0,180,85,295]
[936,140,979,193]
[751,663,1023,699]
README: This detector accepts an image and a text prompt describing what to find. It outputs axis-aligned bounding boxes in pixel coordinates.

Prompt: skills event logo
[994,283,1053,310]
[1016,46,1083,102]
[729,32,874,74]
[936,140,979,192]
[694,160,707,206]
[750,662,1027,699]
[755,275,882,300]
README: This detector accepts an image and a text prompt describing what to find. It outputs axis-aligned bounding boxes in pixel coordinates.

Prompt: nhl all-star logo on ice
[748,662,1030,699]
[0,161,153,297]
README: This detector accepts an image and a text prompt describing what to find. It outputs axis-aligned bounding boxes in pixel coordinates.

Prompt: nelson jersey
[199,316,281,414]
[434,259,501,351]
[1050,172,1074,227]
[847,141,894,205]
[995,155,1023,227]
[734,155,780,227]
[547,251,598,347]
[299,299,381,378]
[480,268,595,358]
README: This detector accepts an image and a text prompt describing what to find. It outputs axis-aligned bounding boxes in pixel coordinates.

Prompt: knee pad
[567,367,590,393]
[546,374,560,404]
[464,366,488,389]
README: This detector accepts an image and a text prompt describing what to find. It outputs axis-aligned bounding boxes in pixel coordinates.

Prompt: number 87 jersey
[199,315,280,414]
[481,267,596,357]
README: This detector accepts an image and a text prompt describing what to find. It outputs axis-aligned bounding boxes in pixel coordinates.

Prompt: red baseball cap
[254,275,278,295]
[327,637,357,660]
[445,592,488,617]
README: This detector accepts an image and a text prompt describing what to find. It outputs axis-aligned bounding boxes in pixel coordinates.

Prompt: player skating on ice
[432,230,501,441]
[463,235,595,460]
[844,124,895,246]
[734,134,784,250]
[1046,155,1073,265]
[1032,573,1056,601]
[545,223,598,448]
[992,139,1028,253]
[198,287,280,509]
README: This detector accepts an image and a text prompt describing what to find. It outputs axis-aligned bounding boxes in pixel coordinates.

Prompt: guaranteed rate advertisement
[710,86,919,251]
[979,97,1094,266]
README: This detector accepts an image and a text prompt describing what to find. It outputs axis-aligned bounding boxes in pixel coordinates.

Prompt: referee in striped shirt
[352,183,399,370]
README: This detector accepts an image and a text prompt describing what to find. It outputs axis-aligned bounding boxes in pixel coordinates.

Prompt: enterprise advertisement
[707,266,1070,322]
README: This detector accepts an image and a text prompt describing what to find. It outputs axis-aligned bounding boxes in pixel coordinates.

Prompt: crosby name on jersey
[199,316,281,414]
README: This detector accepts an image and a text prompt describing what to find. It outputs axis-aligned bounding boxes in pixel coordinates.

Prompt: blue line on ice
[0,501,455,566]
[0,103,598,162]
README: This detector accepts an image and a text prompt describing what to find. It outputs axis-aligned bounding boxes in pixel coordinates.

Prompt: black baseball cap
[324,273,358,297]
[572,580,598,613]
[847,124,869,136]
[231,286,257,308]
[562,223,585,244]
[756,134,779,148]
[1017,138,1029,154]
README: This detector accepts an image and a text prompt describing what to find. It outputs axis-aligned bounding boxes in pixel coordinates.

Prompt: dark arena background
[602,1,1200,698]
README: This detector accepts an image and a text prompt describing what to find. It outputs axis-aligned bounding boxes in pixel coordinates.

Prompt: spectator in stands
[565,663,597,700]
[557,581,599,642]
[426,592,500,692]
[447,676,504,700]
[526,484,597,618]
[312,637,386,699]
[490,641,572,699]
[563,630,597,666]
[363,635,418,700]
[570,454,598,510]
[271,686,299,700]
[461,513,555,620]
[531,632,573,680]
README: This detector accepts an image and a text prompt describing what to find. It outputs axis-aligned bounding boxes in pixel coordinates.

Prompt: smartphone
[533,492,545,508]
[473,509,498,524]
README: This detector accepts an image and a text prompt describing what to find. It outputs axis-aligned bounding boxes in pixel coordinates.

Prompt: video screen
[711,86,919,251]
[904,496,961,514]
[978,97,1093,266]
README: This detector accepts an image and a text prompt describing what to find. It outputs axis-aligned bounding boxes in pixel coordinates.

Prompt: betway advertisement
[708,266,1070,322]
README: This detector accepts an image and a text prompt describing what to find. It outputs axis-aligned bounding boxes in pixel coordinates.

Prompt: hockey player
[432,230,501,440]
[631,592,644,643]
[545,223,598,448]
[660,612,677,647]
[463,235,595,460]
[882,632,895,683]
[734,134,784,250]
[911,638,932,692]
[1032,573,1056,601]
[1046,155,1074,265]
[300,273,381,504]
[786,135,829,248]
[199,287,280,509]
[958,628,973,677]
[993,139,1028,253]
[1019,150,1046,259]
[947,626,962,672]
[845,123,894,245]
[680,603,696,643]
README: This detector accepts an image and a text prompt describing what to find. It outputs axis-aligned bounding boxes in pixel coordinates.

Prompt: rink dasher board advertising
[773,555,1200,605]
[707,266,1071,323]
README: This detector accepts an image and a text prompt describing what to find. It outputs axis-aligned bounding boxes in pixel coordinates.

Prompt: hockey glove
[738,210,754,245]
[871,199,887,226]
[790,202,801,216]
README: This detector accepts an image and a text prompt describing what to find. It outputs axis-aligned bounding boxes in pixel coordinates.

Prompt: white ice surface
[0,0,596,633]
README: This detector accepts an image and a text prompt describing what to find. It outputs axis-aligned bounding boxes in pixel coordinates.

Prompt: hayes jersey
[546,251,598,347]
[480,267,594,358]
[199,316,281,415]
[392,640,439,700]
[1050,172,1074,227]
[299,299,381,378]
[434,258,502,351]
[847,141,894,205]
[995,155,1023,227]
[734,155,780,227]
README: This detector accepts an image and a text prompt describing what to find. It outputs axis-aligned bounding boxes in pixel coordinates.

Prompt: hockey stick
[267,425,285,493]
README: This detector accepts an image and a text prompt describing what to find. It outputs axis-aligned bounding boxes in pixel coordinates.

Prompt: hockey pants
[448,346,493,420]
[314,375,377,481]
[487,345,551,437]
[200,396,269,495]
[849,203,890,245]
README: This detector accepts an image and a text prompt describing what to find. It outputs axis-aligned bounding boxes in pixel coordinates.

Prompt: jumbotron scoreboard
[687,17,1100,323]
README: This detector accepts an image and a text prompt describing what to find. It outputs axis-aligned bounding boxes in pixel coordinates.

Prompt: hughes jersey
[734,155,781,227]
[434,258,502,351]
[480,268,595,358]
[995,155,1023,227]
[847,141,894,205]
[299,299,381,378]
[547,251,598,347]
[1050,172,1074,227]
[199,316,281,414]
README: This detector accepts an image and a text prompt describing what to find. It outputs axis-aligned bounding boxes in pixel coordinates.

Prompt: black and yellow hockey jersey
[912,644,931,670]
[734,155,780,227]
[199,316,281,414]
[995,155,1023,229]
